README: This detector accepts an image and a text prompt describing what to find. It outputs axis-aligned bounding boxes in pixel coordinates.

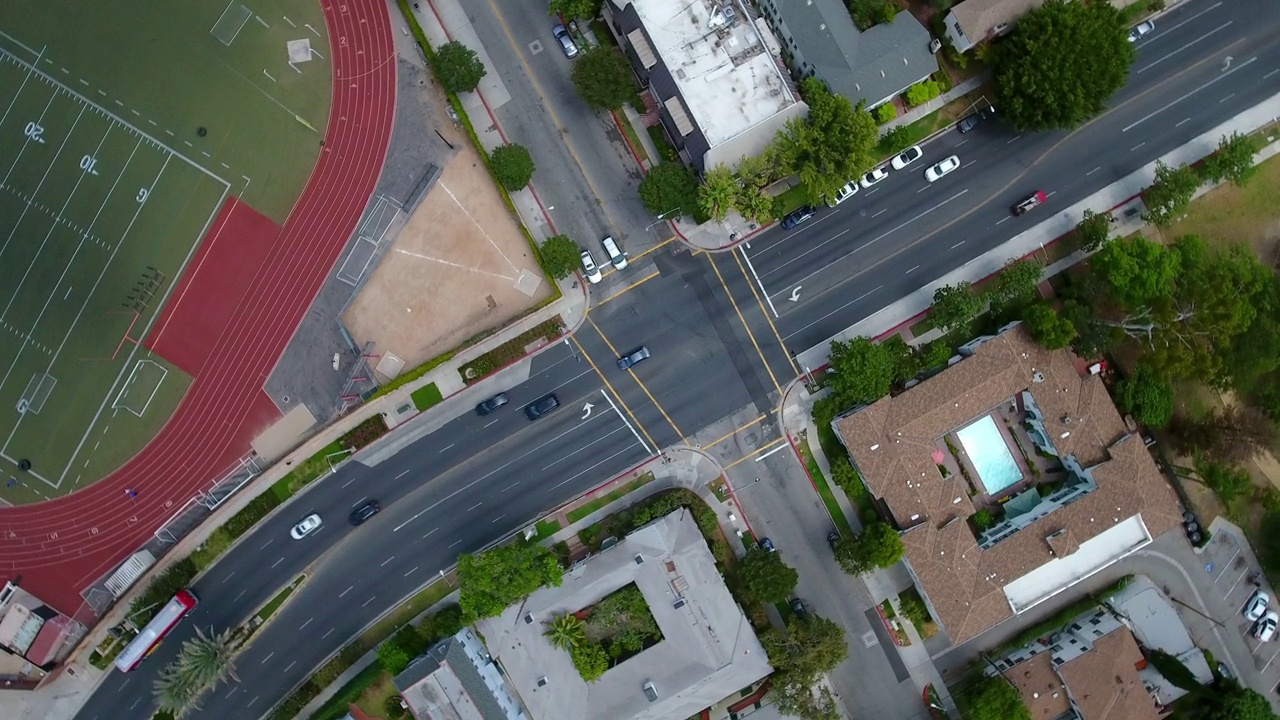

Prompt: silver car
[1128,20,1154,42]
[553,25,578,58]
[891,146,922,170]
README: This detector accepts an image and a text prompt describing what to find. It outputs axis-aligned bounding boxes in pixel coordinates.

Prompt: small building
[0,580,85,689]
[475,511,771,720]
[755,0,938,109]
[943,0,1045,53]
[604,0,809,173]
[393,627,528,720]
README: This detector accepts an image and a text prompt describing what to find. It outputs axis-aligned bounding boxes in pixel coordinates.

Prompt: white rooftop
[476,512,771,720]
[1003,515,1153,614]
[623,0,801,149]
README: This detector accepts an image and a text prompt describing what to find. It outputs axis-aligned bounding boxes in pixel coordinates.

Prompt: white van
[601,235,627,270]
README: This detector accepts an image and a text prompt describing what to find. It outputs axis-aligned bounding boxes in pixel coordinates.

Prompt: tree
[737,185,775,224]
[773,681,842,720]
[1142,160,1200,227]
[1196,459,1253,506]
[738,547,799,605]
[1076,208,1112,253]
[919,339,954,371]
[993,0,1135,131]
[930,282,983,332]
[490,143,535,191]
[1021,303,1076,349]
[458,541,564,621]
[152,626,240,717]
[1202,132,1258,187]
[571,46,637,111]
[549,0,601,20]
[780,78,879,204]
[568,642,610,681]
[433,41,487,94]
[377,636,413,674]
[834,522,903,575]
[1091,235,1178,307]
[538,234,581,280]
[638,162,698,218]
[1113,364,1174,427]
[883,335,922,385]
[829,455,865,500]
[1180,680,1275,720]
[985,258,1043,313]
[961,675,1031,720]
[761,614,848,682]
[825,336,893,409]
[698,166,737,221]
[545,613,587,650]
[1172,405,1277,465]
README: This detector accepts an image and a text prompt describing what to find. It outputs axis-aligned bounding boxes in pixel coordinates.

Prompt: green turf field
[0,1,332,502]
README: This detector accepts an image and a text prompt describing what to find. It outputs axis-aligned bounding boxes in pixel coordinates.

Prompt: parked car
[349,499,380,526]
[789,597,809,618]
[1244,589,1271,622]
[290,513,322,540]
[957,106,992,133]
[1012,190,1048,216]
[1128,20,1155,42]
[601,235,627,270]
[580,249,602,284]
[552,24,579,58]
[891,145,923,170]
[826,529,840,550]
[758,537,776,552]
[826,182,857,207]
[617,346,651,370]
[924,155,961,183]
[781,205,816,229]
[860,167,889,188]
[476,392,509,416]
[525,393,559,420]
[1253,610,1279,642]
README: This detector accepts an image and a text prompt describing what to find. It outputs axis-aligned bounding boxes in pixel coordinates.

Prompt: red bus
[114,589,198,672]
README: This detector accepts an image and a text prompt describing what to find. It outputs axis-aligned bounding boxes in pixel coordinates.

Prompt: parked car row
[579,235,628,283]
[1245,588,1279,642]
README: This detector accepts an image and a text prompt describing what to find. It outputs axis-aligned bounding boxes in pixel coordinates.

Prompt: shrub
[972,508,995,531]
[569,642,610,681]
[339,414,390,451]
[873,102,896,124]
[130,558,198,622]
[458,317,565,381]
[932,69,953,93]
[904,80,941,107]
[877,125,913,156]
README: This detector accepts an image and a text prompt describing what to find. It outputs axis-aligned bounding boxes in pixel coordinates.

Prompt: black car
[789,597,809,618]
[780,205,815,230]
[758,537,776,552]
[476,392,509,416]
[617,346,651,370]
[525,393,559,420]
[826,530,840,550]
[957,106,993,133]
[349,499,380,526]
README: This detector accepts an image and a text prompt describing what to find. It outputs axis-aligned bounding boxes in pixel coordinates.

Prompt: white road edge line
[601,388,654,456]
[738,246,778,318]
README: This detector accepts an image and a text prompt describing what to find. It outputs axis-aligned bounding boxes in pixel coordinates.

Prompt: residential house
[944,0,1045,53]
[393,627,529,720]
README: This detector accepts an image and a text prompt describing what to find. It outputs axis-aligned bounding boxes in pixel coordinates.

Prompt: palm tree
[544,613,587,650]
[152,626,240,717]
[697,166,738,221]
[737,186,775,225]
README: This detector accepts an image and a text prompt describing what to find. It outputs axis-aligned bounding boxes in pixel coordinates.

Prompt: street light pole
[646,208,679,231]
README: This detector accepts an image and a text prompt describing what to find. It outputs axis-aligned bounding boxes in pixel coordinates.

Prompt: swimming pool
[955,415,1022,495]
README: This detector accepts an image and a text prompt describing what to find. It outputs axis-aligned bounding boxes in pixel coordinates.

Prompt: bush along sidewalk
[458,316,566,383]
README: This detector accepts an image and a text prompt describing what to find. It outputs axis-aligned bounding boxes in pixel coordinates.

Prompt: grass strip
[410,382,443,412]
[616,112,650,165]
[256,576,305,624]
[533,518,561,541]
[566,473,655,523]
[796,439,855,537]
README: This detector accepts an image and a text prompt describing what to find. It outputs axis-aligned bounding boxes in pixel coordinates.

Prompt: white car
[1128,20,1154,42]
[924,156,960,183]
[1253,610,1279,642]
[826,181,857,207]
[891,146,923,170]
[290,513,322,540]
[860,167,888,188]
[580,249,602,284]
[1244,589,1271,622]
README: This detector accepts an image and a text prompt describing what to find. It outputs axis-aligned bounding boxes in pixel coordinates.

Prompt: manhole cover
[862,630,878,648]
[528,40,543,55]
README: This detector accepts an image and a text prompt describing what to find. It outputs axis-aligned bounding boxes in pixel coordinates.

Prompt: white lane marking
[783,285,883,341]
[866,187,880,196]
[1086,167,1101,176]
[961,160,977,169]
[395,469,410,479]
[283,660,297,674]
[1219,93,1235,103]
[322,628,335,639]
[739,245,779,318]
[1006,134,1022,144]
[492,513,507,523]
[381,555,395,567]
[906,265,919,274]
[260,652,274,664]
[1131,142,1146,151]
[501,480,521,492]
[260,538,274,550]
[1174,117,1191,127]
[439,443,454,453]
[299,618,313,630]
[754,445,787,462]
[950,240,965,250]
[340,477,356,488]
[422,527,438,540]
[1123,56,1256,131]
[601,389,654,456]
[362,595,376,607]
[234,589,247,603]
[541,425,627,471]
[271,557,284,568]
[996,216,1013,225]
[339,585,354,598]
[221,571,235,584]
[547,445,641,492]
[484,417,501,427]
[872,208,887,218]
[405,566,420,577]
[915,185,930,194]
[1266,69,1280,80]
[449,539,464,548]
[1135,19,1232,74]
[467,501,483,512]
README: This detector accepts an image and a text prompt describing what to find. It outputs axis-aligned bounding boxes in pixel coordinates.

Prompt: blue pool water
[955,415,1022,495]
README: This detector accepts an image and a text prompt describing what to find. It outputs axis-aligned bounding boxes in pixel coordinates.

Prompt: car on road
[1253,610,1279,642]
[826,182,857,207]
[552,24,579,58]
[826,529,840,550]
[925,156,961,183]
[525,393,560,420]
[957,106,992,133]
[349,500,380,526]
[860,167,889,188]
[580,249,602,284]
[758,537,776,552]
[891,145,923,170]
[789,597,808,618]
[1244,589,1270,622]
[601,235,628,270]
[476,393,509,416]
[1129,20,1155,42]
[1012,190,1048,216]
[290,514,322,540]
[781,205,816,229]
[617,346,651,370]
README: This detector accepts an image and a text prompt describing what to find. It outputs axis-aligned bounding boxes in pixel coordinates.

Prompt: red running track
[0,0,396,617]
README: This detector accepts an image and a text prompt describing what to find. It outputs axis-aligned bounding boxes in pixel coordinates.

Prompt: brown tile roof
[950,0,1046,42]
[1057,629,1160,720]
[836,325,1182,644]
[1008,653,1072,720]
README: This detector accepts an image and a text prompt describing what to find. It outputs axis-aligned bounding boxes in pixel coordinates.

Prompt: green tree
[433,41,487,94]
[568,642,610,681]
[1196,459,1252,506]
[1180,680,1275,720]
[152,626,240,717]
[571,46,638,111]
[825,336,893,409]
[1142,160,1200,227]
[377,636,413,674]
[638,162,698,218]
[883,335,922,385]
[904,79,941,106]
[1090,235,1178,307]
[994,0,1135,131]
[829,455,865,500]
[737,185,775,224]
[761,614,849,682]
[919,339,954,371]
[538,234,582,280]
[930,282,983,332]
[549,0,601,20]
[735,153,774,189]
[738,547,800,605]
[1076,208,1112,253]
[1172,405,1277,465]
[773,681,842,720]
[780,78,879,204]
[490,143,535,191]
[1113,365,1174,427]
[698,166,738,221]
[1202,131,1258,187]
[833,522,903,574]
[985,258,1043,313]
[874,102,897,124]
[458,541,564,621]
[545,613,587,650]
[1021,303,1077,350]
[961,675,1031,720]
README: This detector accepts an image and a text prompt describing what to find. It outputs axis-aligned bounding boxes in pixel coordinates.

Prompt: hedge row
[457,317,565,382]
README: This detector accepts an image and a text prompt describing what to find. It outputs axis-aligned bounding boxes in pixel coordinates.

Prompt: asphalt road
[74,343,653,720]
[743,0,1280,351]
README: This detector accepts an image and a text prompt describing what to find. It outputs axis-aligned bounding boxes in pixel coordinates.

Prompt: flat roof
[620,0,800,148]
[476,512,771,720]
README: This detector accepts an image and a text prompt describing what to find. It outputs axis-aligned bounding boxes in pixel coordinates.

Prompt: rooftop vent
[643,681,659,702]
[634,554,644,565]
[673,598,687,609]
[524,613,534,625]
[1032,371,1045,383]
[537,676,549,687]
